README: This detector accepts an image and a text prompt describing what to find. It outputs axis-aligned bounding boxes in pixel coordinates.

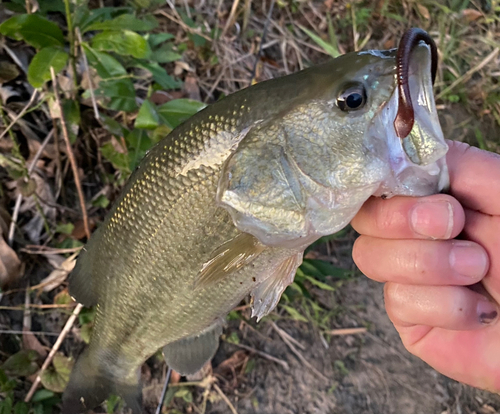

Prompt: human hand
[351,140,500,393]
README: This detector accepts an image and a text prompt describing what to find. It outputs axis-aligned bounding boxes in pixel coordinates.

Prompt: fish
[62,28,449,413]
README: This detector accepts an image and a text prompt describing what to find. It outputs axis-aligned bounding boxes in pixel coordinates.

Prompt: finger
[351,194,465,240]
[384,283,499,331]
[447,140,500,215]
[353,237,488,285]
[463,208,500,303]
[394,326,500,392]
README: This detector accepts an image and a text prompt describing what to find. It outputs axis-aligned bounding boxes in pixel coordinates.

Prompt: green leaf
[99,115,129,138]
[302,275,335,291]
[1,350,39,377]
[80,322,93,344]
[101,142,131,174]
[40,354,74,393]
[151,125,172,143]
[135,100,160,129]
[28,46,68,88]
[75,7,129,31]
[298,24,340,58]
[175,388,193,403]
[302,259,351,279]
[281,305,309,323]
[106,394,123,414]
[0,396,13,414]
[148,33,175,47]
[85,14,158,32]
[96,79,138,112]
[31,389,55,403]
[0,14,64,49]
[92,194,110,208]
[84,44,128,78]
[92,30,151,59]
[55,222,74,235]
[157,99,206,129]
[125,129,153,170]
[225,331,240,344]
[13,401,29,414]
[153,43,183,63]
[134,61,182,90]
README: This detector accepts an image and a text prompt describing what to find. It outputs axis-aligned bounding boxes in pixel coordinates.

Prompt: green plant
[0,0,205,182]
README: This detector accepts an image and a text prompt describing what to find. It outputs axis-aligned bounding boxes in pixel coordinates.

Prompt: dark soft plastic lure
[394,28,438,140]
[62,29,449,414]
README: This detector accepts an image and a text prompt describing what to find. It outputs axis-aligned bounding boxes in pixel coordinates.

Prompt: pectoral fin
[194,232,265,289]
[163,321,223,376]
[251,252,303,321]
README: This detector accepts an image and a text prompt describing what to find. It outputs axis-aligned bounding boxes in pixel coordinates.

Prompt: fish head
[218,29,449,248]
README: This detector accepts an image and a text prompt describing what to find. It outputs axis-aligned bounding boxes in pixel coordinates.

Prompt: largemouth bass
[62,28,449,413]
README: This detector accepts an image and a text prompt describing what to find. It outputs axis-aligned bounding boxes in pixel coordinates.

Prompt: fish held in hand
[62,28,448,413]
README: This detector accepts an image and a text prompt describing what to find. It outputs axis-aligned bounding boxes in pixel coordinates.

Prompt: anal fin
[251,252,303,321]
[163,321,223,376]
[194,232,265,289]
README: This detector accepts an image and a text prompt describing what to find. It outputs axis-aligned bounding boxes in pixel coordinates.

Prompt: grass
[0,0,499,413]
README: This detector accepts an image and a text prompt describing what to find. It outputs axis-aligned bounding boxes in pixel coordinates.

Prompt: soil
[206,275,500,414]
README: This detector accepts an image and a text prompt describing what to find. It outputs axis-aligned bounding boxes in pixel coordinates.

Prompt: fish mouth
[394,29,448,169]
[394,28,438,140]
[371,29,449,197]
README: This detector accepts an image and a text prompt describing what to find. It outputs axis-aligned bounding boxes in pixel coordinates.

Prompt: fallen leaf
[22,331,48,360]
[184,74,201,101]
[462,9,483,22]
[214,350,247,373]
[0,61,20,84]
[32,252,78,292]
[0,236,21,287]
[416,4,430,20]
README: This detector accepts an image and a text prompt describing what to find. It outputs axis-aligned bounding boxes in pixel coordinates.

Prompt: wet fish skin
[62,45,448,414]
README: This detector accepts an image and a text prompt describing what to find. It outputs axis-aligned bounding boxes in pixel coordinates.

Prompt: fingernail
[410,200,453,239]
[449,241,488,279]
[478,298,498,325]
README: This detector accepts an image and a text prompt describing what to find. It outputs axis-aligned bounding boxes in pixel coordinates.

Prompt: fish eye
[337,84,367,111]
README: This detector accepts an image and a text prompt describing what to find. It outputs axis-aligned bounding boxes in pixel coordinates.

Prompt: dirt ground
[206,275,500,414]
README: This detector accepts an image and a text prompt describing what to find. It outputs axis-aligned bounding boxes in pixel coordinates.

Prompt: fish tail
[61,349,142,414]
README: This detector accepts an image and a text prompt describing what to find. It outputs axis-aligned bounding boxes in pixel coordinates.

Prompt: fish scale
[63,40,449,414]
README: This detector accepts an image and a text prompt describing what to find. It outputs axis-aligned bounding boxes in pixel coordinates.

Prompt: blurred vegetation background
[0,0,499,413]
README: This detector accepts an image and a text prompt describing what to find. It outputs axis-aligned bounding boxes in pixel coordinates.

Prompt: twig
[221,0,240,38]
[0,89,38,140]
[327,327,367,336]
[249,0,275,85]
[269,321,329,382]
[21,245,83,255]
[213,383,239,414]
[269,321,305,350]
[0,330,64,336]
[228,341,290,371]
[76,28,99,120]
[8,195,22,247]
[436,47,499,100]
[8,128,55,246]
[2,44,28,75]
[25,303,83,402]
[0,303,76,311]
[50,67,90,239]
[158,4,212,41]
